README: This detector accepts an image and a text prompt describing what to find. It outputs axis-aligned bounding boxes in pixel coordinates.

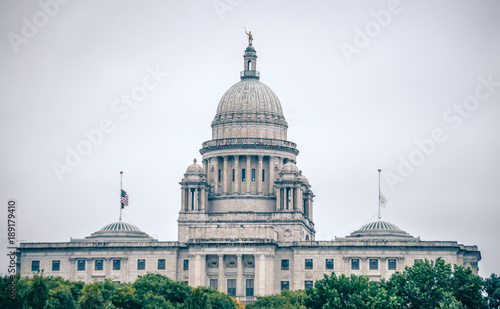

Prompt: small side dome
[100,221,141,232]
[360,220,401,231]
[299,170,310,186]
[83,221,153,241]
[185,159,204,175]
[348,219,413,239]
[281,162,299,174]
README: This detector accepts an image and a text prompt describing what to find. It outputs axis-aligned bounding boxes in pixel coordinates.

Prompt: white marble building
[18,42,480,302]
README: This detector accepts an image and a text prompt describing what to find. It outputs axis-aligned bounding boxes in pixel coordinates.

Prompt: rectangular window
[227,279,236,297]
[246,279,254,296]
[305,280,314,289]
[369,259,378,270]
[251,169,256,181]
[113,259,121,270]
[242,169,246,181]
[52,260,60,271]
[325,259,334,270]
[95,259,104,271]
[218,169,221,182]
[137,259,146,270]
[183,259,189,270]
[158,259,166,270]
[210,279,218,290]
[31,260,40,272]
[388,259,397,270]
[262,169,265,182]
[77,260,85,271]
[414,259,423,264]
[281,259,289,270]
[305,259,313,270]
[232,169,235,182]
[184,281,189,285]
[281,281,289,291]
[351,259,360,270]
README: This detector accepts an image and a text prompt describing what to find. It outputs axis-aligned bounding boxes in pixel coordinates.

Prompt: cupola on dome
[281,162,299,174]
[185,159,204,174]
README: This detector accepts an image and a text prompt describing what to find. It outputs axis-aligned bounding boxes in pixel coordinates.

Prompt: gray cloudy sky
[1,0,499,278]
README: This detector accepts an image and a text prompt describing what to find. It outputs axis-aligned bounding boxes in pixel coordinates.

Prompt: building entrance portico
[187,248,275,301]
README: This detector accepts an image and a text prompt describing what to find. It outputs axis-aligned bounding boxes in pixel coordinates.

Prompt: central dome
[216,79,285,118]
[211,46,288,140]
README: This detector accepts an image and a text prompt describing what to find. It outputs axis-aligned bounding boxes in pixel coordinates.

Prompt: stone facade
[18,42,480,303]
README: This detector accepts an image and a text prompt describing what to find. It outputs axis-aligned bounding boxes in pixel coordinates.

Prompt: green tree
[78,281,108,309]
[187,287,213,309]
[452,265,486,308]
[188,286,236,309]
[24,272,49,309]
[247,289,306,309]
[132,273,191,307]
[304,272,390,309]
[45,281,76,309]
[484,274,500,309]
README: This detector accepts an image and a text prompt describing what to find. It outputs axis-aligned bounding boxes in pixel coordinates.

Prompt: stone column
[105,258,111,278]
[246,155,251,194]
[193,254,202,286]
[267,254,274,295]
[269,157,275,194]
[309,199,313,221]
[123,257,128,283]
[257,155,263,194]
[257,254,266,296]
[69,258,75,281]
[187,188,192,211]
[380,257,386,280]
[201,254,206,286]
[194,189,198,211]
[275,186,281,211]
[200,188,206,211]
[361,257,368,276]
[181,189,186,211]
[343,257,349,276]
[234,155,239,194]
[236,254,243,297]
[297,187,303,212]
[223,156,228,194]
[87,258,92,282]
[214,157,219,194]
[218,255,225,292]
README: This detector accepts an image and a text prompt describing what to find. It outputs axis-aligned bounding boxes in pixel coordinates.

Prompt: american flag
[121,189,129,209]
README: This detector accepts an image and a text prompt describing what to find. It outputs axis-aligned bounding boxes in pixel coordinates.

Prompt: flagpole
[378,169,381,220]
[120,171,123,221]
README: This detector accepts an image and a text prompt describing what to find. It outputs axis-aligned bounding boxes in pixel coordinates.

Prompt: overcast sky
[1,0,499,278]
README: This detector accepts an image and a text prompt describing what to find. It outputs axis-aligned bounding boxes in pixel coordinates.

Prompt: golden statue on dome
[245,27,253,46]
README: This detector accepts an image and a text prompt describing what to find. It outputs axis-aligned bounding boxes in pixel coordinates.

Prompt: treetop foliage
[1,259,499,309]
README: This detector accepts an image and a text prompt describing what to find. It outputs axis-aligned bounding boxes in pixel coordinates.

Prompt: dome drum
[200,137,299,156]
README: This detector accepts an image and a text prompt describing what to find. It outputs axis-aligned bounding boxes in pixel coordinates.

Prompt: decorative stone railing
[200,138,298,155]
[240,70,260,79]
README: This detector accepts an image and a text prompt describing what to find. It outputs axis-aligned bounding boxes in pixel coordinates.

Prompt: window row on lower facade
[280,257,425,271]
[207,278,255,297]
[280,280,314,290]
[30,258,172,272]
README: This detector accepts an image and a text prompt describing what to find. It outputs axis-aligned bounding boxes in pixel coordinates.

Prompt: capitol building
[18,41,481,301]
